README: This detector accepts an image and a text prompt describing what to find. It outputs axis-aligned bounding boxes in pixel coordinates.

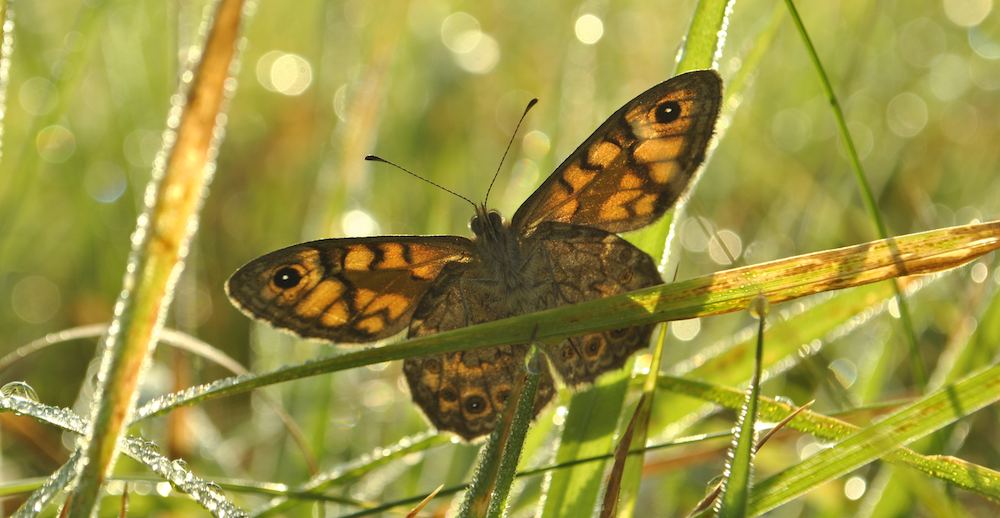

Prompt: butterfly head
[469,204,507,241]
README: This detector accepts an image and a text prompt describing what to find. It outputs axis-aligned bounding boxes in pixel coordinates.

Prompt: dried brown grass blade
[406,485,443,518]
[600,394,647,518]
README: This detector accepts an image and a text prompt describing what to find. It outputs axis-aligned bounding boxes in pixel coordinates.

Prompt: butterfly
[226,69,723,440]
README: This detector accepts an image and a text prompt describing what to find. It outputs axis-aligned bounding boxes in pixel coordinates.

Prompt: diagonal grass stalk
[65,0,250,515]
[782,0,925,389]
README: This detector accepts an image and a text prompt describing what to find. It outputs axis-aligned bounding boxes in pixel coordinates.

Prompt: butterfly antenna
[484,98,539,205]
[365,155,477,210]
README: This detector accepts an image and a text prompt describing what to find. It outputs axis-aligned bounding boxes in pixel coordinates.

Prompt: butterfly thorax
[469,205,539,312]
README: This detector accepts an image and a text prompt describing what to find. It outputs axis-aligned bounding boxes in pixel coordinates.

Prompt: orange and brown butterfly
[226,69,723,440]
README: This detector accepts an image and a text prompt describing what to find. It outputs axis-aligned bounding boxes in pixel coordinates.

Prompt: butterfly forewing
[511,70,722,234]
[226,236,473,342]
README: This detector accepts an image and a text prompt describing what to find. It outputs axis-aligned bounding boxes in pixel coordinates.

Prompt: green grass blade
[253,433,449,517]
[677,0,734,73]
[586,4,733,510]
[615,325,667,518]
[781,0,924,389]
[658,376,1000,502]
[487,358,541,518]
[748,362,1000,514]
[780,0,884,238]
[0,477,50,499]
[460,357,538,518]
[944,282,1000,384]
[540,369,630,518]
[656,279,906,450]
[132,222,998,420]
[718,302,766,517]
[3,395,249,517]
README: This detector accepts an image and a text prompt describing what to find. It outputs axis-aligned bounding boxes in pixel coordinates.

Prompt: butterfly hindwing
[511,70,723,234]
[403,344,558,441]
[529,223,663,386]
[226,236,474,342]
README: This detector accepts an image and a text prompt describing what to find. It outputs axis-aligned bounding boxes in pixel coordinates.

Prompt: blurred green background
[1,0,999,515]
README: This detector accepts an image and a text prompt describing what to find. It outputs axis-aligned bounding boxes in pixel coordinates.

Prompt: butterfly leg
[456,277,507,325]
[536,245,571,306]
[531,244,590,361]
[456,278,473,327]
[519,241,564,303]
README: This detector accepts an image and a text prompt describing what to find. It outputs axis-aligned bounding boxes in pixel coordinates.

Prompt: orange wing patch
[633,136,686,163]
[353,288,377,310]
[344,245,376,270]
[647,162,680,185]
[356,315,386,334]
[563,166,599,193]
[321,299,350,327]
[375,242,409,269]
[363,292,412,320]
[550,197,580,222]
[587,140,621,167]
[599,190,643,221]
[633,193,658,216]
[619,173,644,190]
[295,279,346,318]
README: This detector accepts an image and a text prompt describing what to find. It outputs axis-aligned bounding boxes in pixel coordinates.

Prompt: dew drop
[1,381,39,402]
